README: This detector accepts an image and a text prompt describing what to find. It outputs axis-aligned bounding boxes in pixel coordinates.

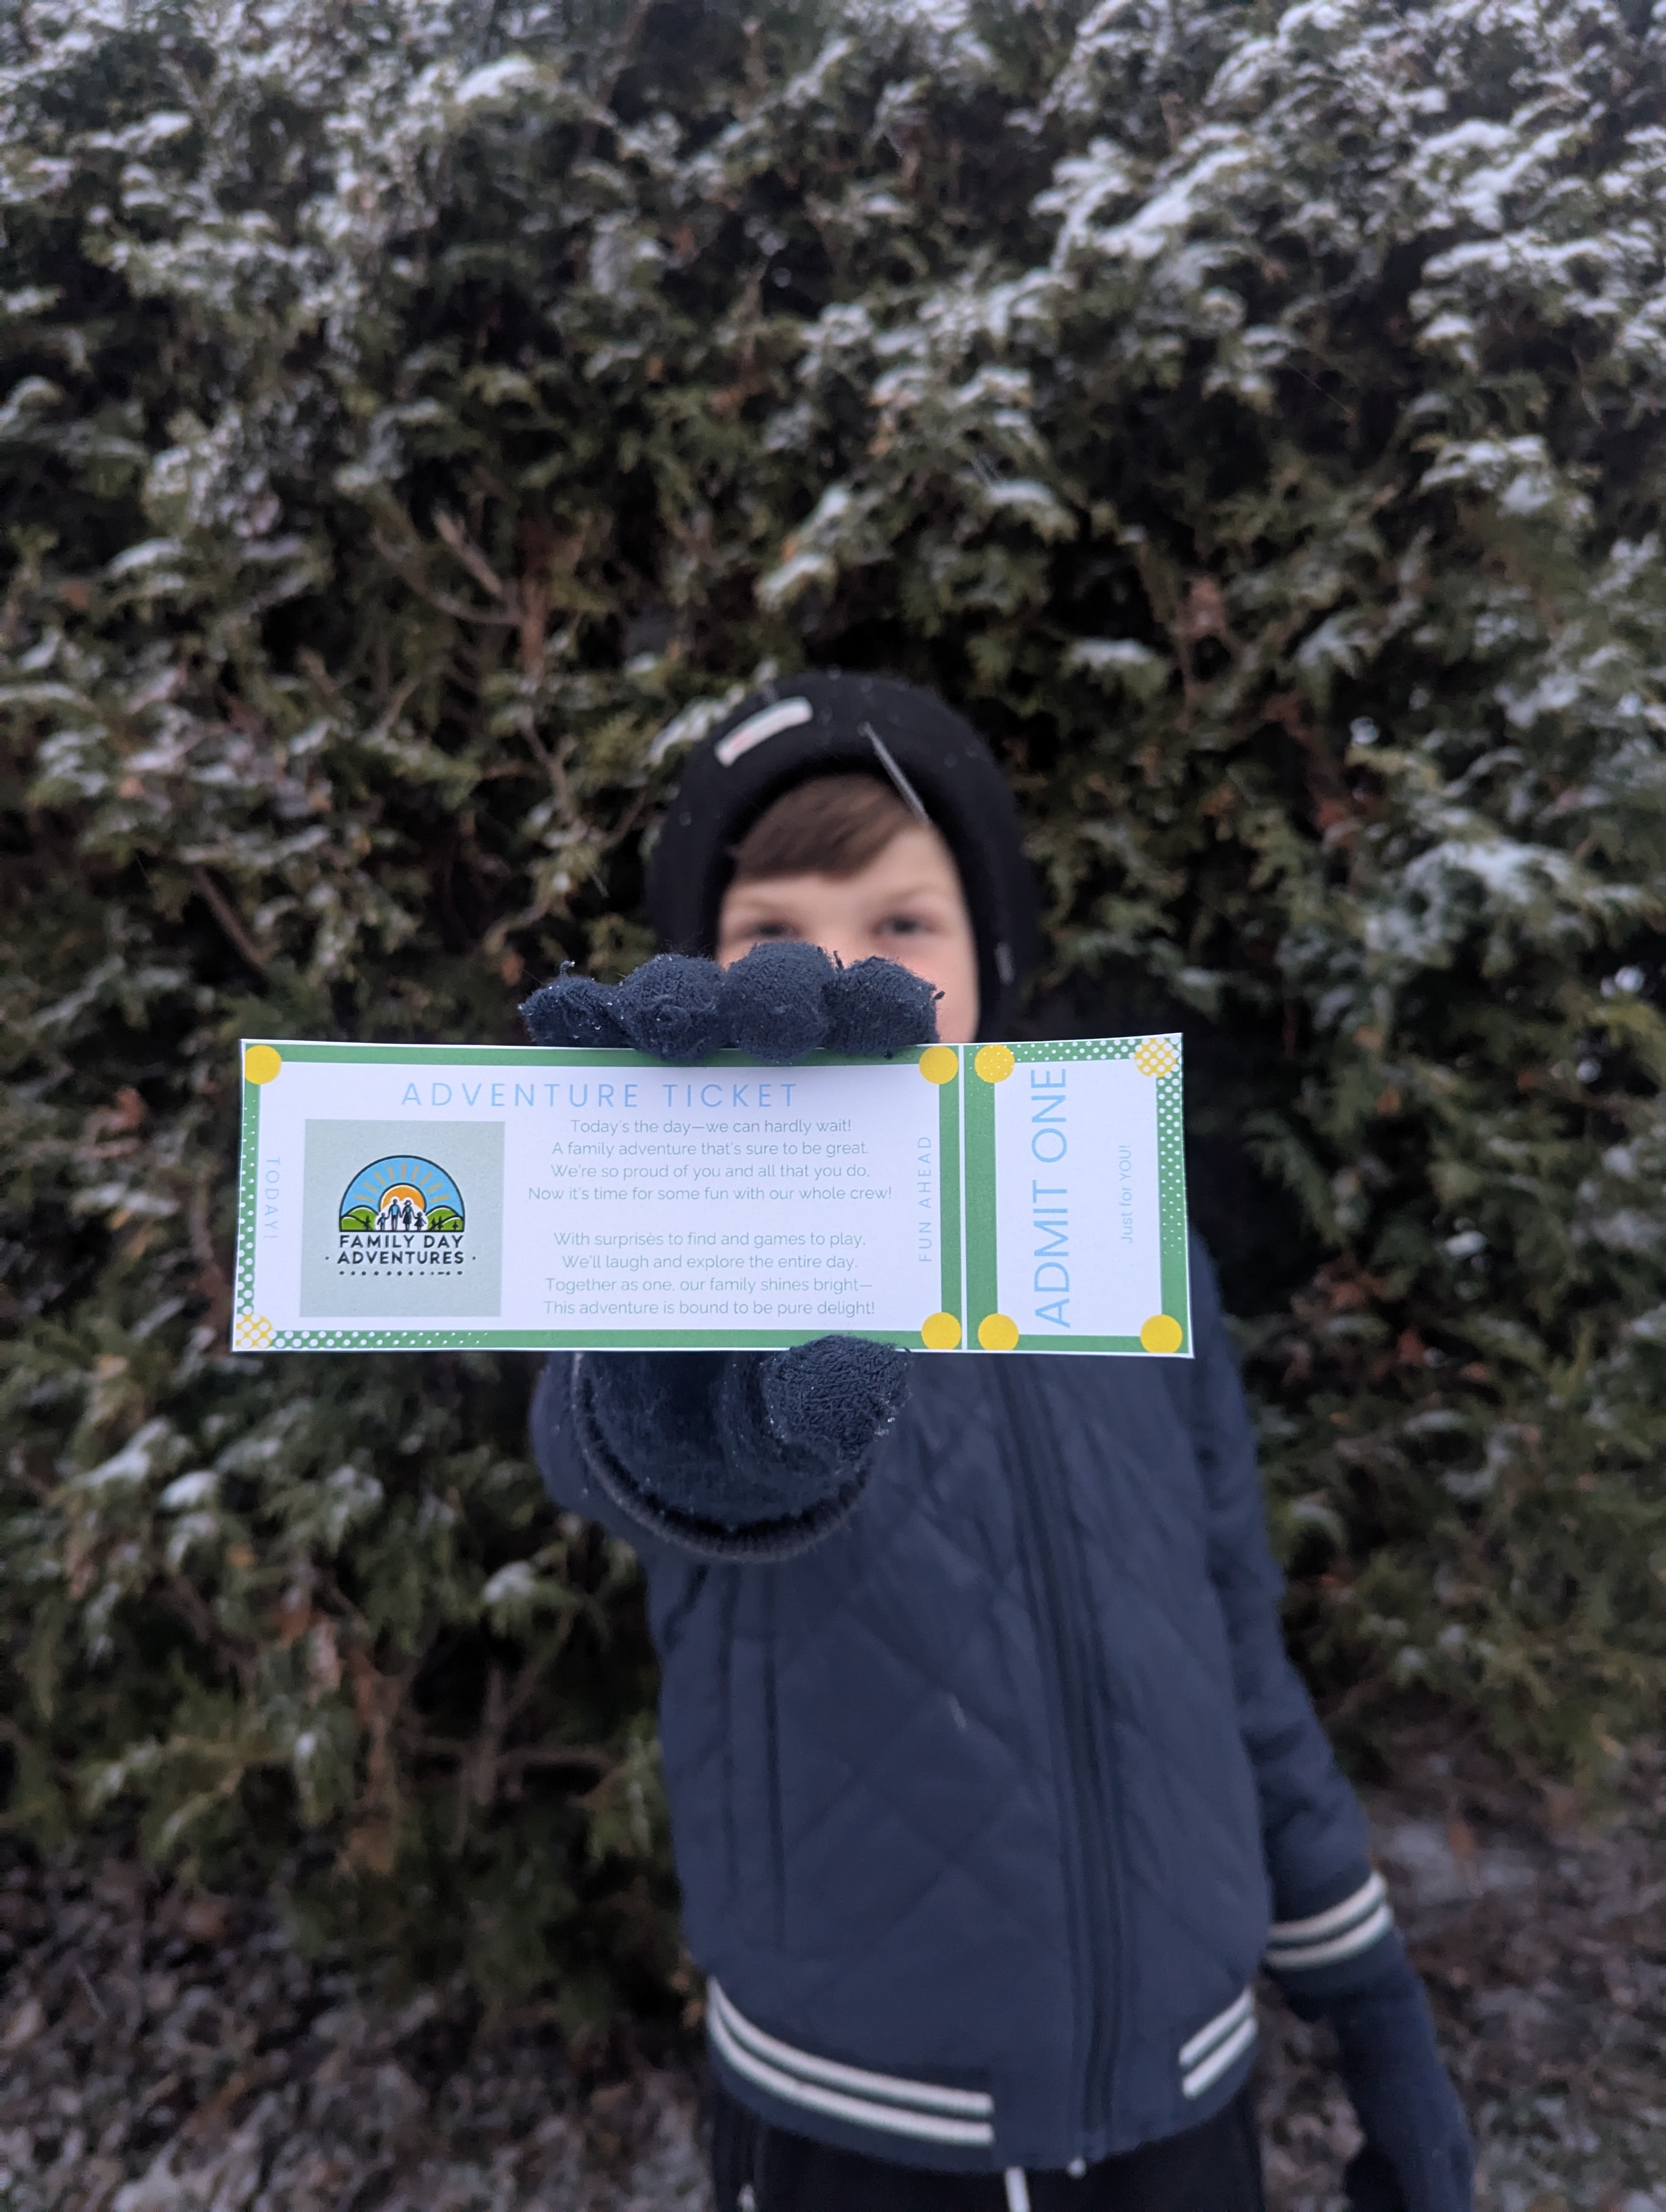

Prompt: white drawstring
[1004,2171,1031,2212]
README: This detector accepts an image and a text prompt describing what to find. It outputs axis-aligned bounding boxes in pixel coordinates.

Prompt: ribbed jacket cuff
[1265,1867,1404,2007]
[571,1354,872,1562]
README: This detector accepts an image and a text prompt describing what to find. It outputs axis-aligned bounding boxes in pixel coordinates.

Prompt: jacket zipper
[995,1361,1122,2148]
[761,1574,786,1949]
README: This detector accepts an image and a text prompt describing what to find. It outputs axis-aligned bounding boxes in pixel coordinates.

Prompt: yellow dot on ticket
[974,1044,1015,1084]
[1132,1037,1180,1080]
[244,1045,282,1085]
[918,1046,959,1085]
[921,1311,962,1350]
[977,1312,1020,1351]
[1140,1313,1184,1354]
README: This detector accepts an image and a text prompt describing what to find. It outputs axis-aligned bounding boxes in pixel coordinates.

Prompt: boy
[523,674,1472,2212]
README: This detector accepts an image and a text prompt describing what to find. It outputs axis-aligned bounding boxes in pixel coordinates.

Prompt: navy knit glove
[572,1337,911,1558]
[524,946,934,1555]
[521,938,940,1062]
[1314,1960,1473,2212]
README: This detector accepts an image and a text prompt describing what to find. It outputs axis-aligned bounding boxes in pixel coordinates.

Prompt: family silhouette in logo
[338,1157,466,1237]
[377,1192,430,1232]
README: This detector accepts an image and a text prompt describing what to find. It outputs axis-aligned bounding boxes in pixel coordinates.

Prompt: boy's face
[715,824,981,1045]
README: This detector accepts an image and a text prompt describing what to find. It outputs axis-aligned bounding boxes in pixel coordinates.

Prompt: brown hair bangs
[729,774,920,884]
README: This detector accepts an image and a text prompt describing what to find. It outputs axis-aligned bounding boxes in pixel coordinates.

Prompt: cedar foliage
[2,0,1664,2014]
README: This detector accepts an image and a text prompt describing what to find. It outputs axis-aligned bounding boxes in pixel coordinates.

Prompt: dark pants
[710,2080,1267,2212]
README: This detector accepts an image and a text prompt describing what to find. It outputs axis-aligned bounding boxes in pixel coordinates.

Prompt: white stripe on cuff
[1265,1872,1395,1973]
[708,1980,996,2148]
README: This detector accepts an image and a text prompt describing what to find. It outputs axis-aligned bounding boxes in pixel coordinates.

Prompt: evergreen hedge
[3,0,1663,2016]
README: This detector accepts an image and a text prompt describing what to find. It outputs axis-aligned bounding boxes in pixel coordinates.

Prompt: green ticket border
[959,1037,1190,1358]
[233,1039,957,1356]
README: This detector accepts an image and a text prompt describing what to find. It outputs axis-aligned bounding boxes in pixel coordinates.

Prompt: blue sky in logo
[339,1155,464,1224]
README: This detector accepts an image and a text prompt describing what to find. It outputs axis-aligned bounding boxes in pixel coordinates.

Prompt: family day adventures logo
[339,1155,466,1243]
[299,1121,505,1318]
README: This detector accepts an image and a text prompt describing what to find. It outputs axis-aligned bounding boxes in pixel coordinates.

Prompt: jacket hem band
[708,1980,996,2148]
[1178,1987,1258,2100]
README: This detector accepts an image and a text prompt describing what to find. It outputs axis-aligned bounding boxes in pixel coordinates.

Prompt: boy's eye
[878,914,930,936]
[749,921,799,940]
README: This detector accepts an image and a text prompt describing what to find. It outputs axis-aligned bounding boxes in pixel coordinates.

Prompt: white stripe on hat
[715,697,814,765]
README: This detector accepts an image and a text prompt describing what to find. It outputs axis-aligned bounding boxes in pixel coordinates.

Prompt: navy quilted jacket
[531,1238,1400,2174]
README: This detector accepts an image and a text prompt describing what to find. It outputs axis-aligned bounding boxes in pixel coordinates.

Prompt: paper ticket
[232,1036,1190,1356]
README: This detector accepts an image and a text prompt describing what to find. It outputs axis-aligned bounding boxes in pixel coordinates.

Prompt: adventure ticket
[231,1035,1190,1356]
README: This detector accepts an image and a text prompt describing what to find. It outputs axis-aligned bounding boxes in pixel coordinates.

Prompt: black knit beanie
[644,672,1040,1040]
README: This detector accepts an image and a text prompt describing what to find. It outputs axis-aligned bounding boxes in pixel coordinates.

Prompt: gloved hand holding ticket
[232,987,1189,1359]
